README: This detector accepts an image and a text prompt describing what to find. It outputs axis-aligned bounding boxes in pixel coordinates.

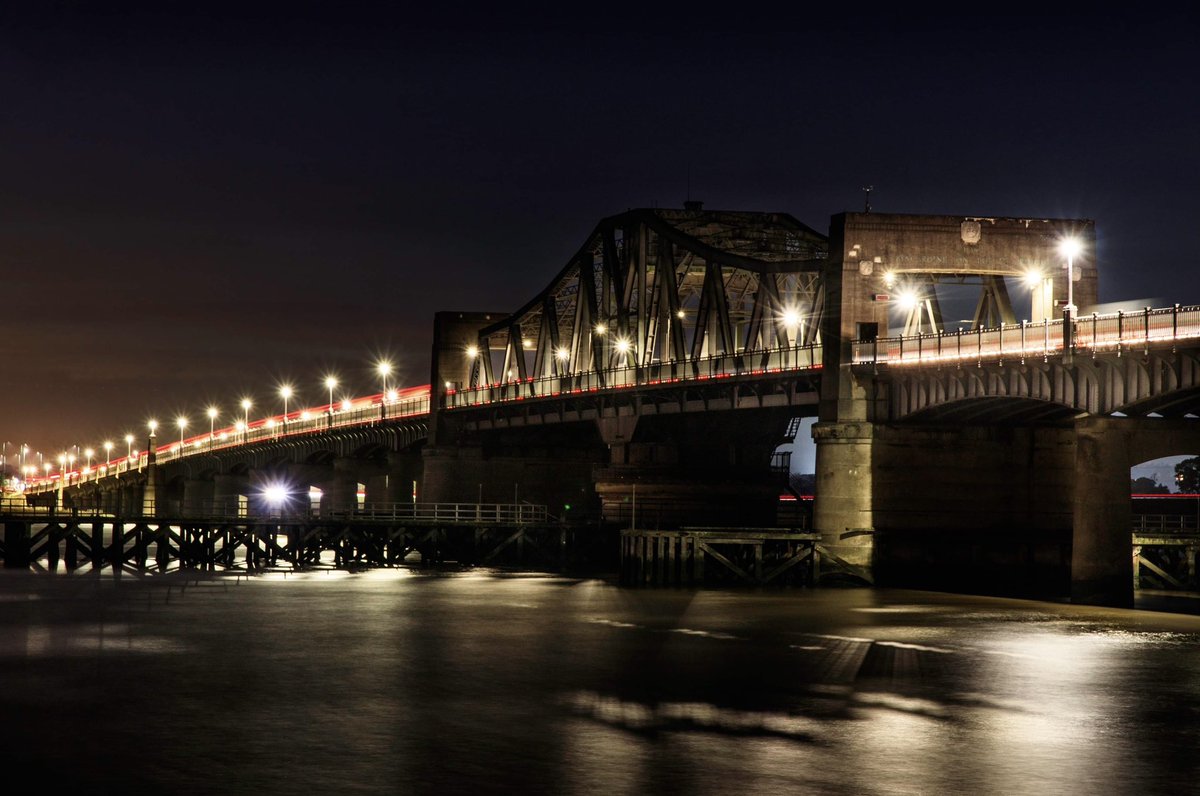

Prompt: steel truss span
[453,208,828,404]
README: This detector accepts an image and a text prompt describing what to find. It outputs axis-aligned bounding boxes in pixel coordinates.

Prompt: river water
[0,569,1197,795]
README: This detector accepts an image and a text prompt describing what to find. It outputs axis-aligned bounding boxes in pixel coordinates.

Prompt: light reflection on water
[0,570,1197,794]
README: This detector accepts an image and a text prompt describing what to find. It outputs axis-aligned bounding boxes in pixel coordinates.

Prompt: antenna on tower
[862,185,873,213]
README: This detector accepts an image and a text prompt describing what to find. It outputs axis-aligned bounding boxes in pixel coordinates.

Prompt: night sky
[3,6,1198,459]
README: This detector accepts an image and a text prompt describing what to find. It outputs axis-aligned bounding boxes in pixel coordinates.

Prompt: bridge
[13,207,1200,607]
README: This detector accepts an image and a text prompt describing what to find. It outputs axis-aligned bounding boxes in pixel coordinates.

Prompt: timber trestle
[0,509,586,574]
[620,528,820,587]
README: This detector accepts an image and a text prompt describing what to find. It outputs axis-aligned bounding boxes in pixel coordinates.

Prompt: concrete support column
[386,451,420,504]
[213,473,248,515]
[326,458,360,514]
[1072,417,1133,607]
[812,421,875,572]
[182,478,214,517]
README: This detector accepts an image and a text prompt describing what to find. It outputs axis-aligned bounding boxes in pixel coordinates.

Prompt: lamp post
[207,407,218,440]
[1060,237,1081,317]
[104,441,113,469]
[279,386,293,428]
[325,376,338,427]
[241,398,252,442]
[177,416,188,454]
[84,448,94,477]
[124,434,134,463]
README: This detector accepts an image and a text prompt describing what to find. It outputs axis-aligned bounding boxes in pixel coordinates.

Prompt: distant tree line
[1130,456,1200,493]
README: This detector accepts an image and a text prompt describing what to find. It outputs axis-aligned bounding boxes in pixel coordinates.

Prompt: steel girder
[470,208,828,389]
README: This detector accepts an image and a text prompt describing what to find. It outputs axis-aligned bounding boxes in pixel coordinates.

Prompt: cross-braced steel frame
[465,208,828,393]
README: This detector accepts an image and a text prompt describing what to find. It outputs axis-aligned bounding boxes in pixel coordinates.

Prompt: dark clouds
[1,6,1198,454]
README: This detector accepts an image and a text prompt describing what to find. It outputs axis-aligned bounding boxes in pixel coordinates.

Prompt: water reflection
[0,572,1196,794]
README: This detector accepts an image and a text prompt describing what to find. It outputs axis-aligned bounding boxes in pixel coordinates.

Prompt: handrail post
[1145,305,1151,354]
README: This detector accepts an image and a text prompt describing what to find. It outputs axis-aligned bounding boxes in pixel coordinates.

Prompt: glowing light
[522,338,533,349]
[148,419,158,434]
[896,291,919,312]
[84,447,94,459]
[1059,237,1082,259]
[266,419,276,429]
[676,310,685,319]
[615,337,632,354]
[207,406,218,419]
[235,420,246,432]
[241,398,252,412]
[279,385,293,400]
[386,389,399,403]
[376,361,393,378]
[1023,269,1044,288]
[781,307,801,328]
[555,347,570,361]
[262,484,288,505]
[300,411,311,421]
[342,398,352,410]
[324,376,338,390]
[104,442,113,453]
[883,271,896,288]
[465,345,479,359]
[594,323,607,335]
[177,416,188,430]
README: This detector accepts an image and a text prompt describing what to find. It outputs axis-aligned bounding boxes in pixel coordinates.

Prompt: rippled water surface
[0,569,1197,795]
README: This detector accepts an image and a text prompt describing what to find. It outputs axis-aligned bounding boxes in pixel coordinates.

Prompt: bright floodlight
[594,323,607,335]
[896,291,919,312]
[465,345,479,359]
[262,484,288,505]
[1023,269,1044,288]
[883,271,896,288]
[615,337,632,354]
[555,347,570,361]
[781,307,801,328]
[1059,237,1083,259]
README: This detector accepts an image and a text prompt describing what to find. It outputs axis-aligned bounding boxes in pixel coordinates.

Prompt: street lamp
[177,416,188,452]
[104,441,113,468]
[124,434,134,462]
[241,398,252,437]
[279,385,293,427]
[207,406,218,439]
[377,362,393,396]
[325,376,338,424]
[84,447,94,472]
[1059,237,1082,317]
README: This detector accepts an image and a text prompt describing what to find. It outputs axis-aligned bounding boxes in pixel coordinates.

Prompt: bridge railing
[445,344,821,408]
[0,498,549,524]
[853,304,1200,366]
[25,392,431,492]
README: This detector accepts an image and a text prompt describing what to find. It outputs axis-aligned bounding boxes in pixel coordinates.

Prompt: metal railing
[0,498,549,524]
[853,304,1200,366]
[25,391,431,492]
[446,344,821,407]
